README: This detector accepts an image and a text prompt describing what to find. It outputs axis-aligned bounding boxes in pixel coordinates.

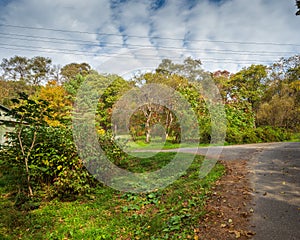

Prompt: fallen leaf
[229,230,241,239]
[221,223,227,228]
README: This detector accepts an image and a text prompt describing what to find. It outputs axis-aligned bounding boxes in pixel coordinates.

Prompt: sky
[0,0,299,76]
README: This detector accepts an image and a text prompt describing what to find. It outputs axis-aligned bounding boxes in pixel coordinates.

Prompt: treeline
[0,55,299,204]
[1,55,299,141]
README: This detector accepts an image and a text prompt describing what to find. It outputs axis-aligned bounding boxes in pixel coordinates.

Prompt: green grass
[287,132,300,142]
[0,152,225,239]
[123,137,228,151]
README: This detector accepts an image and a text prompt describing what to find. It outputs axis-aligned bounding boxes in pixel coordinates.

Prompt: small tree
[7,93,52,196]
[1,93,96,201]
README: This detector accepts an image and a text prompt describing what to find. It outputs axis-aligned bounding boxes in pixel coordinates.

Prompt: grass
[287,132,300,142]
[0,152,225,239]
[119,135,227,151]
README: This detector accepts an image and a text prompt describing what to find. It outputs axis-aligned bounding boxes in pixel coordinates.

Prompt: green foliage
[0,93,96,204]
[97,131,128,167]
[60,62,91,83]
[0,153,225,239]
[254,126,291,143]
[1,125,95,201]
[225,101,255,144]
[96,75,133,131]
[63,74,86,101]
[229,64,267,111]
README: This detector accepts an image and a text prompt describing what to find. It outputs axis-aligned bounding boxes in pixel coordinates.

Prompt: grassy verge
[0,152,225,239]
[124,138,228,151]
[287,132,300,142]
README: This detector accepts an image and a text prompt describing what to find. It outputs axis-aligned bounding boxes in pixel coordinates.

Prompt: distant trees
[256,56,300,132]
[0,56,92,107]
[0,56,92,85]
[0,56,53,85]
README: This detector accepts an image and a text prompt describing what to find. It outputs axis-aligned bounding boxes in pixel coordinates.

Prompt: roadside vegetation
[0,153,225,239]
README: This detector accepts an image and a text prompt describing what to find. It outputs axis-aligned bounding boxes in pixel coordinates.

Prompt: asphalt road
[162,142,300,240]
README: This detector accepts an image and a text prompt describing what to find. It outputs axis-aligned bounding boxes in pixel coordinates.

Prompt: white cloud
[0,0,299,74]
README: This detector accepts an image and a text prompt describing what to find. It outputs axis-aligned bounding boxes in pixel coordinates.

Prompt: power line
[1,23,300,47]
[0,23,298,69]
[0,44,280,64]
[0,46,255,65]
[0,33,297,58]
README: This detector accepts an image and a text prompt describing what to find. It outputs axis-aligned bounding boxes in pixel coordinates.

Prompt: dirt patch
[196,160,255,240]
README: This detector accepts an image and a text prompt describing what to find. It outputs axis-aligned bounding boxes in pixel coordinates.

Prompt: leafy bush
[225,126,291,144]
[0,126,96,201]
[254,126,291,142]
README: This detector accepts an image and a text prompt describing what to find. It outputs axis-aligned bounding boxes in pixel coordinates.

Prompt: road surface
[162,142,300,240]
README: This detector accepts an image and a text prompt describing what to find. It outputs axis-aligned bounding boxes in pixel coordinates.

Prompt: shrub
[0,126,96,201]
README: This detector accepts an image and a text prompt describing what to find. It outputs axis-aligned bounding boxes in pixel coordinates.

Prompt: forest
[1,55,299,143]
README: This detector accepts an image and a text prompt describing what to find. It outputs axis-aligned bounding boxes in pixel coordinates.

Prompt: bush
[242,129,260,143]
[0,126,96,201]
[225,127,244,144]
[254,126,291,142]
[225,126,291,144]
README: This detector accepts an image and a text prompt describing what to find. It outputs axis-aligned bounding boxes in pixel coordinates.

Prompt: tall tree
[0,56,30,81]
[0,79,37,107]
[257,55,300,131]
[29,56,53,85]
[229,64,267,111]
[0,56,54,85]
[60,62,91,83]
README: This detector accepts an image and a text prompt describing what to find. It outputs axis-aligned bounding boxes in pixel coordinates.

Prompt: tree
[6,93,53,196]
[0,56,30,81]
[60,62,91,83]
[257,55,300,131]
[29,56,53,85]
[0,56,54,85]
[257,95,297,129]
[36,80,72,126]
[96,75,133,132]
[1,93,95,201]
[212,70,232,103]
[296,0,300,15]
[0,79,37,107]
[229,64,267,112]
[134,71,188,142]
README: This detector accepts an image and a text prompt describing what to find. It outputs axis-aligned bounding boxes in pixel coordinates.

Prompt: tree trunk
[143,104,153,143]
[146,129,151,143]
[25,157,33,196]
[165,110,173,142]
[18,127,36,197]
[145,115,151,143]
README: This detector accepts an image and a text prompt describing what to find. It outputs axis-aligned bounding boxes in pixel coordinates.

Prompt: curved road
[162,142,300,240]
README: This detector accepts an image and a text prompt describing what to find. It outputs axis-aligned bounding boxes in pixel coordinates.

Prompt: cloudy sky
[0,0,299,75]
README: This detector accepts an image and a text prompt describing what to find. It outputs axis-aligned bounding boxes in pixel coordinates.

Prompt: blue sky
[0,0,299,75]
